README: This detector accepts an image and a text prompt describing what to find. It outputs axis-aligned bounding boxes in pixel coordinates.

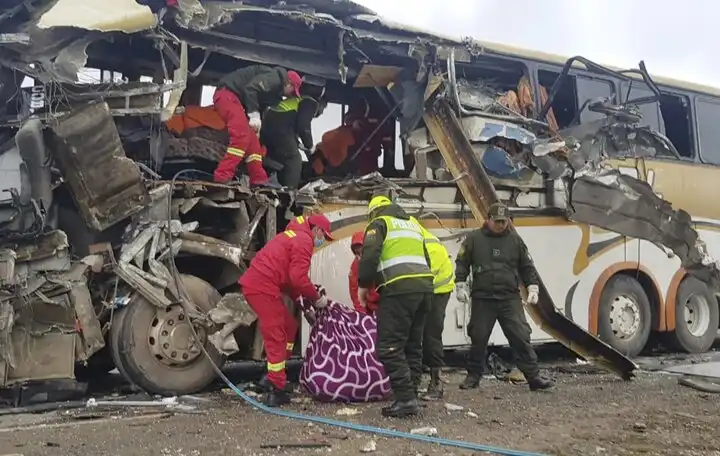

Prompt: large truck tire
[115,274,225,395]
[597,274,652,357]
[667,276,719,353]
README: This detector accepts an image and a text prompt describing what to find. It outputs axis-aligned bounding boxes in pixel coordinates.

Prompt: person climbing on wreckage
[260,83,325,189]
[454,202,554,392]
[239,214,334,407]
[212,64,303,188]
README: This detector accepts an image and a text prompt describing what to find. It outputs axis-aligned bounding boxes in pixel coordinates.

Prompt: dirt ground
[1,365,719,456]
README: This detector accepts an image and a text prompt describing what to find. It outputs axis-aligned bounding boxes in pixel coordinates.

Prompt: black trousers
[466,297,539,380]
[423,292,451,368]
[376,292,432,401]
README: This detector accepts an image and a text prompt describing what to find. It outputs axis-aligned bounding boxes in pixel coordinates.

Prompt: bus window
[695,98,720,165]
[620,82,663,133]
[576,76,614,124]
[537,70,615,128]
[658,93,693,159]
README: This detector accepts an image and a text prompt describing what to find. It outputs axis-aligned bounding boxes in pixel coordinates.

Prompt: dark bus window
[621,83,663,133]
[659,93,693,159]
[576,77,614,123]
[696,98,720,165]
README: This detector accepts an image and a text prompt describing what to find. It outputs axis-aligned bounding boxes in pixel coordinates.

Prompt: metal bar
[423,96,637,380]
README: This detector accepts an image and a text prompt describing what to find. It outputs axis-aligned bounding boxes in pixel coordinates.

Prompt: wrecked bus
[0,0,716,398]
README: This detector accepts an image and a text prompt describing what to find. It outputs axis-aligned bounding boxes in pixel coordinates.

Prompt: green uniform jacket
[358,204,434,297]
[260,96,318,154]
[455,224,538,300]
[218,65,289,114]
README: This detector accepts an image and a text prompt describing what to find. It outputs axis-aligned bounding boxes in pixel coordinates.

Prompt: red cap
[351,231,364,248]
[308,214,334,240]
[287,70,302,97]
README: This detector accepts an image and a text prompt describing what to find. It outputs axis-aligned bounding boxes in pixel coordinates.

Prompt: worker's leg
[283,297,298,359]
[244,291,290,398]
[422,292,450,399]
[212,88,253,183]
[462,298,497,389]
[407,292,431,393]
[244,140,270,186]
[376,292,423,417]
[497,298,552,390]
[423,292,450,368]
[279,150,303,189]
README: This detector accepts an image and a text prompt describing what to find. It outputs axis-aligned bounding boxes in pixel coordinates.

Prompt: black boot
[381,398,420,418]
[422,368,444,400]
[459,372,481,390]
[258,375,293,393]
[528,376,554,391]
[263,386,291,407]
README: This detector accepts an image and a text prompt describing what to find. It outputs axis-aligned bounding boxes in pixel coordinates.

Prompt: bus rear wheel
[598,274,652,357]
[667,276,718,353]
[114,274,225,395]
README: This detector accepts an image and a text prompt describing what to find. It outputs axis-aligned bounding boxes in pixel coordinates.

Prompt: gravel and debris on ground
[1,366,719,456]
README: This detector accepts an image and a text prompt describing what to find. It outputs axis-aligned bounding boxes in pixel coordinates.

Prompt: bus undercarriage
[0,0,717,398]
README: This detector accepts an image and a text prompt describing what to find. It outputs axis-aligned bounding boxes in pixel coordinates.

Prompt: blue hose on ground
[213,367,548,456]
[165,169,548,456]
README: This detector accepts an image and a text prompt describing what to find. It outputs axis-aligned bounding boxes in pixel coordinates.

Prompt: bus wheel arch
[590,264,660,357]
[666,275,718,353]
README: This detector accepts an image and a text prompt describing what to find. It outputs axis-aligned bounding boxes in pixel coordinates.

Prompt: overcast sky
[354,0,717,87]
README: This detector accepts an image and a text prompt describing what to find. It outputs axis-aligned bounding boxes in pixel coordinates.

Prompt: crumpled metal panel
[567,170,720,288]
[49,102,150,231]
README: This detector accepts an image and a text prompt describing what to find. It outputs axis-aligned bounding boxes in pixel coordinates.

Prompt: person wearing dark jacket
[260,84,323,189]
[212,65,302,186]
[454,202,553,391]
[357,195,434,417]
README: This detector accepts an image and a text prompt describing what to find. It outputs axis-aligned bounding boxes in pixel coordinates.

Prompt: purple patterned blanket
[299,301,391,402]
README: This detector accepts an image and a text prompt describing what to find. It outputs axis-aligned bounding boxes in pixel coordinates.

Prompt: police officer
[409,217,454,401]
[454,202,553,391]
[357,196,434,417]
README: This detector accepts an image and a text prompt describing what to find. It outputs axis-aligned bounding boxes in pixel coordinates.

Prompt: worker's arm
[289,235,321,302]
[516,234,539,287]
[357,219,387,288]
[348,259,362,311]
[243,71,283,114]
[454,232,474,283]
[296,98,318,149]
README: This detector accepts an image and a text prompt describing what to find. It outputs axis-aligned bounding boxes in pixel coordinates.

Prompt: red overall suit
[348,231,380,314]
[212,68,303,185]
[239,214,333,390]
[212,88,269,185]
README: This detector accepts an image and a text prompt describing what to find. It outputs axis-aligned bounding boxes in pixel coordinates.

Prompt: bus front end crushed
[414,54,720,380]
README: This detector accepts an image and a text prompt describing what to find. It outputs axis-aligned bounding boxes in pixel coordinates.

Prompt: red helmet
[351,231,364,249]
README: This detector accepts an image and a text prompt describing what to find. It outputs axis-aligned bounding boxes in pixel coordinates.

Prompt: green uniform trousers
[422,292,451,368]
[466,297,539,380]
[376,291,432,401]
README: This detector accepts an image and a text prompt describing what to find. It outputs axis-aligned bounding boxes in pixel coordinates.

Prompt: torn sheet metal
[37,0,157,33]
[48,102,151,231]
[424,96,637,380]
[567,170,720,289]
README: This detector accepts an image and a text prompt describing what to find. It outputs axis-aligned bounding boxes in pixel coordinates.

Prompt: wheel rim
[684,293,711,338]
[148,305,207,367]
[609,294,641,340]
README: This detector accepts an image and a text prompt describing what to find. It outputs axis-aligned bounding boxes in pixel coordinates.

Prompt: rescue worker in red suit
[348,231,380,315]
[239,214,334,407]
[213,65,303,187]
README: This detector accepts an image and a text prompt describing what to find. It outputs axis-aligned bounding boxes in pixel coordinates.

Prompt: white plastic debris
[361,440,377,453]
[466,411,479,418]
[410,427,438,436]
[335,407,360,416]
[444,403,464,411]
